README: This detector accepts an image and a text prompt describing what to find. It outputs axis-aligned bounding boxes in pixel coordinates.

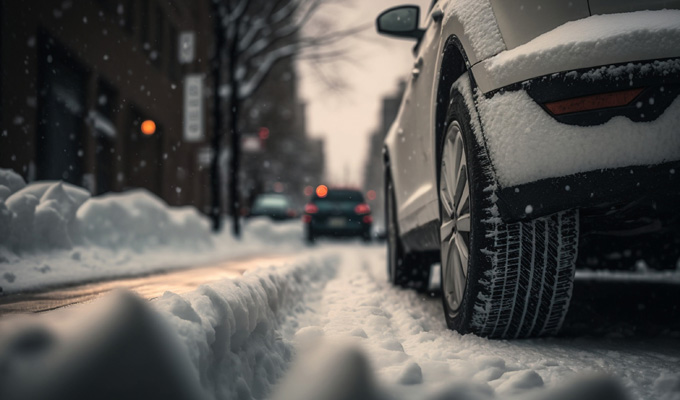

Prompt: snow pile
[0,169,212,253]
[154,255,337,399]
[483,10,680,87]
[0,176,90,251]
[0,168,307,294]
[442,0,505,63]
[0,254,339,400]
[76,189,212,251]
[0,291,206,400]
[452,74,680,187]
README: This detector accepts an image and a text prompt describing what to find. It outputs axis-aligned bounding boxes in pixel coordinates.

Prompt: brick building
[0,0,215,209]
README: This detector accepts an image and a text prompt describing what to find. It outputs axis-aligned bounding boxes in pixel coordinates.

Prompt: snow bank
[154,255,337,399]
[485,10,680,87]
[0,169,212,253]
[0,254,339,400]
[75,189,212,251]
[0,291,205,400]
[0,168,307,294]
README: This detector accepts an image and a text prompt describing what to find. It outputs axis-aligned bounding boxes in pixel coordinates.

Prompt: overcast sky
[299,0,431,187]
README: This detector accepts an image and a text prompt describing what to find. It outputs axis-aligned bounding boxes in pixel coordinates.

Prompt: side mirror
[376,5,424,41]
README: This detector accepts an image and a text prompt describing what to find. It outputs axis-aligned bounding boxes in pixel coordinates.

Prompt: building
[0,0,215,209]
[239,49,325,208]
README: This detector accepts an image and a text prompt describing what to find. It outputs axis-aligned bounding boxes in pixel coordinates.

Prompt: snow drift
[0,168,305,294]
[0,168,212,253]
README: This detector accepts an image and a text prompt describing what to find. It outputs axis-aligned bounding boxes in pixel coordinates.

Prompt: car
[376,1,680,338]
[303,186,373,243]
[248,193,297,221]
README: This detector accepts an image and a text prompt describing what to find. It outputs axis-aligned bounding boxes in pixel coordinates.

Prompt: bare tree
[209,0,361,236]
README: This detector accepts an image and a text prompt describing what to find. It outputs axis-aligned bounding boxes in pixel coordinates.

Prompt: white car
[377,0,680,338]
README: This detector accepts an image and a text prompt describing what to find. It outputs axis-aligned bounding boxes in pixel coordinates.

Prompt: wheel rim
[440,121,471,315]
[387,180,398,279]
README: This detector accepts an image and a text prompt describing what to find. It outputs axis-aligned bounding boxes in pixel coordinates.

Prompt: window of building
[36,34,88,185]
[94,80,118,195]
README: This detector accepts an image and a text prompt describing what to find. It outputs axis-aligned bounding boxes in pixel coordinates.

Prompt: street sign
[178,32,195,64]
[183,74,204,142]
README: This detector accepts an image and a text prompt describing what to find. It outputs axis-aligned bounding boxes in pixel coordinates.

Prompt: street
[2,242,678,400]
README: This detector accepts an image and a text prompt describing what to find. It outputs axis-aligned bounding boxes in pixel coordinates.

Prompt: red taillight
[304,203,318,214]
[302,215,312,223]
[354,203,371,215]
[362,215,373,224]
[544,88,644,116]
[287,209,297,218]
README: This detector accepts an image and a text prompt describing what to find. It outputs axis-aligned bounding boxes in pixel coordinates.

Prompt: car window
[253,195,289,209]
[313,190,364,203]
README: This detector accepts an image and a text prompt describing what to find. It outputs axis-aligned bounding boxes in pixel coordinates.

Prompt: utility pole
[228,11,242,238]
[209,1,225,232]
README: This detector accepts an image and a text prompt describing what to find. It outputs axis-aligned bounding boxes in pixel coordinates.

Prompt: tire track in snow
[282,244,680,400]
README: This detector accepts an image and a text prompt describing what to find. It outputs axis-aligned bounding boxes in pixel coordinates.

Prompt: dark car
[303,187,372,243]
[248,193,297,221]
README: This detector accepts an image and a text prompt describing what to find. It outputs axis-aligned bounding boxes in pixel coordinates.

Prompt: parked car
[248,193,297,221]
[377,1,680,338]
[303,187,373,243]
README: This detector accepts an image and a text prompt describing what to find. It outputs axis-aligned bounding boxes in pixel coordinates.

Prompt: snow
[0,169,304,294]
[453,74,680,187]
[2,245,678,400]
[442,0,506,63]
[484,10,680,88]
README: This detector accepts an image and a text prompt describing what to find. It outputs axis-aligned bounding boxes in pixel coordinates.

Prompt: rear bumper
[497,160,680,222]
[307,219,370,237]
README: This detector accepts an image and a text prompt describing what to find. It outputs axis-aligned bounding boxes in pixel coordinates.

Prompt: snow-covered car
[377,1,680,338]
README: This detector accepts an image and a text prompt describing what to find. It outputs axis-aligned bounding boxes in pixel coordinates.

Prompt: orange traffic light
[316,185,328,198]
[141,120,156,135]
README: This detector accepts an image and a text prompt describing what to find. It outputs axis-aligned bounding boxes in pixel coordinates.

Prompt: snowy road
[2,242,679,400]
[273,243,680,399]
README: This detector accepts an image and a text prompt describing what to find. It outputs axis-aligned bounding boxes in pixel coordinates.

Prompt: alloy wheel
[439,121,472,315]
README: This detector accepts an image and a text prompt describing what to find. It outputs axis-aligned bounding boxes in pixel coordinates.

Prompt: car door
[393,3,443,236]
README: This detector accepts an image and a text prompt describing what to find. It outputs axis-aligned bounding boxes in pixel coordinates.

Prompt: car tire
[386,173,431,292]
[438,82,579,338]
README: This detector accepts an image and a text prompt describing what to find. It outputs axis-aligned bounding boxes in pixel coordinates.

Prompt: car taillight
[287,209,297,217]
[304,203,318,214]
[354,203,371,215]
[362,215,373,224]
[544,88,644,116]
[302,215,312,223]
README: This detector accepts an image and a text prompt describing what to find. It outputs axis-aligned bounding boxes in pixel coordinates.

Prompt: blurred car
[377,1,680,338]
[248,193,297,221]
[303,187,373,243]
